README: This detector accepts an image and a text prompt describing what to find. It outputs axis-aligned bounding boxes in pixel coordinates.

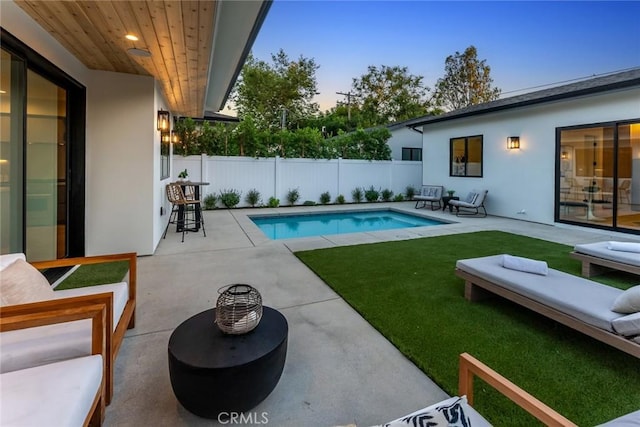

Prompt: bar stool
[163,183,206,242]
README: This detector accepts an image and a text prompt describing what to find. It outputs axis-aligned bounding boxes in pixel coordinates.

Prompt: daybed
[0,252,137,404]
[448,189,488,217]
[0,299,108,426]
[571,241,640,278]
[414,185,443,210]
[455,254,640,359]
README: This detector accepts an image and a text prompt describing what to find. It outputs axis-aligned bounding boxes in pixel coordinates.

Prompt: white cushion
[0,354,102,427]
[0,253,26,271]
[611,286,640,314]
[0,282,128,374]
[612,312,640,337]
[574,242,640,267]
[597,409,640,426]
[374,396,472,427]
[0,259,54,306]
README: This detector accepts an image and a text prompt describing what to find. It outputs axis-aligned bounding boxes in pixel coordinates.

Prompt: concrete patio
[105,202,640,426]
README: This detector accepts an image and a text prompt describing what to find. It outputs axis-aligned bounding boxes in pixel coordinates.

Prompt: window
[402,147,422,161]
[450,135,483,177]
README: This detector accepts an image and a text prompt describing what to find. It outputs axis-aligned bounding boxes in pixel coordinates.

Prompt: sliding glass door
[557,120,640,233]
[1,29,85,260]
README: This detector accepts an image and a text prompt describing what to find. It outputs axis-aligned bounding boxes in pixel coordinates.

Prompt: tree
[350,65,433,126]
[231,49,320,130]
[435,46,501,111]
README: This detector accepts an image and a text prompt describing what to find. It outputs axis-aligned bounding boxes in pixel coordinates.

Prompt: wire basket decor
[215,284,263,335]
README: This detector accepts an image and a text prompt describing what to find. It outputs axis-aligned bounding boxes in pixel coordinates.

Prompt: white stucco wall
[421,88,640,224]
[86,71,157,256]
[388,126,422,160]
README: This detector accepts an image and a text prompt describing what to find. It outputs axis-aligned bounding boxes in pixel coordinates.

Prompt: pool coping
[230,202,464,250]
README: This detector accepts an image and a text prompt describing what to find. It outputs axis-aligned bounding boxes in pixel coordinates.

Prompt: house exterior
[404,69,640,235]
[386,121,423,161]
[0,0,271,259]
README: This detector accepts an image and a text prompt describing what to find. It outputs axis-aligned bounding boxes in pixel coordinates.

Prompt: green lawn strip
[54,260,129,290]
[295,231,640,426]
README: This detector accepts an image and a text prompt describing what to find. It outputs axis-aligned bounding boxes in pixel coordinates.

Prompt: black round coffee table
[168,306,288,419]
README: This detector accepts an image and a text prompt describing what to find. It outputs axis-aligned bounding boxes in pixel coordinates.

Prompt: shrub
[286,188,300,205]
[245,188,261,207]
[303,200,316,206]
[336,194,346,204]
[393,194,404,202]
[351,187,364,203]
[381,188,394,202]
[268,197,280,208]
[219,189,241,208]
[406,185,417,200]
[319,191,331,205]
[364,186,380,202]
[203,194,217,210]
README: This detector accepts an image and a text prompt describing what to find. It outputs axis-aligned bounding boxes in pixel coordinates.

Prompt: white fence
[172,155,422,207]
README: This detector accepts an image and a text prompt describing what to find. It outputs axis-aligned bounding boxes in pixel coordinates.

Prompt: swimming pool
[250,209,447,240]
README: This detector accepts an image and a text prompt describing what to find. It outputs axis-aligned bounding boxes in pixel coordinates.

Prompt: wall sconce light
[171,130,180,144]
[561,151,568,160]
[507,136,520,150]
[157,110,170,132]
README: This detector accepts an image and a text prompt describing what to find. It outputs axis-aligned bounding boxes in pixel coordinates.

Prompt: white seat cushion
[0,282,128,374]
[574,242,640,267]
[0,354,102,427]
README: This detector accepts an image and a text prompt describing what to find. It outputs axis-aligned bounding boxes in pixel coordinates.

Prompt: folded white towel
[502,254,548,276]
[607,241,640,253]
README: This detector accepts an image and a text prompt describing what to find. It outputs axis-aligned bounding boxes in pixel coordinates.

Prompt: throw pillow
[0,259,54,306]
[464,192,478,204]
[611,285,640,314]
[502,254,549,276]
[376,396,471,427]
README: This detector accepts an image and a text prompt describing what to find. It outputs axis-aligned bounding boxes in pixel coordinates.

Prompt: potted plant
[177,169,188,182]
[447,189,455,197]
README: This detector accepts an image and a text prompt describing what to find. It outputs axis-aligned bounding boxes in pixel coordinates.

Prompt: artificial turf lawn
[295,231,640,426]
[54,260,129,290]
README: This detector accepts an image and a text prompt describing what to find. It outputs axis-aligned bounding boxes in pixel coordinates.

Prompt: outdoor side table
[168,306,288,419]
[442,196,459,212]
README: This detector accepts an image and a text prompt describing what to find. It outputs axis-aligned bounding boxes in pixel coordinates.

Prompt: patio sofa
[571,241,640,278]
[0,252,137,404]
[414,185,443,210]
[1,298,108,426]
[455,254,640,359]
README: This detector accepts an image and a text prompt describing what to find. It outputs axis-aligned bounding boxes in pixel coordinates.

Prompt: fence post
[201,153,208,197]
[274,156,281,202]
[337,157,342,201]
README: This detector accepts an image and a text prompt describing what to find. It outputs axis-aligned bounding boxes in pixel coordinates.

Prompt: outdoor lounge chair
[448,189,488,217]
[0,252,137,404]
[1,299,108,426]
[354,353,577,427]
[414,185,443,210]
[571,241,640,278]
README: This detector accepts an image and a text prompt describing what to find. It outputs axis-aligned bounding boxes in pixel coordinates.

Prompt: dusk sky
[234,0,640,113]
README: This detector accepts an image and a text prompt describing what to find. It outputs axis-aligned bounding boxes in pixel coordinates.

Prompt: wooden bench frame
[455,268,640,359]
[1,300,108,426]
[459,353,576,426]
[29,252,137,403]
[569,250,640,278]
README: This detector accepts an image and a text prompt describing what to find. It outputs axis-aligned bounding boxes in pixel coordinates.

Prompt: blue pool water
[250,209,446,240]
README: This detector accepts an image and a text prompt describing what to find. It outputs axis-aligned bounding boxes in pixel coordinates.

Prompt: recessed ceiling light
[127,47,151,57]
[125,34,139,41]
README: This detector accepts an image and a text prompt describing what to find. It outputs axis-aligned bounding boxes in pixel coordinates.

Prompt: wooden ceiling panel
[15,0,219,116]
